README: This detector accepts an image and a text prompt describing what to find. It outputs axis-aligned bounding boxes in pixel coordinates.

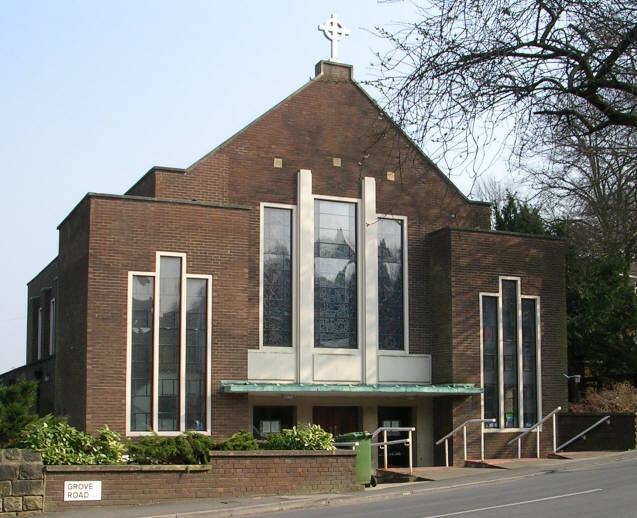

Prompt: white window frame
[49,298,56,356]
[126,251,212,437]
[259,202,297,349]
[312,194,362,353]
[375,214,409,354]
[480,277,542,433]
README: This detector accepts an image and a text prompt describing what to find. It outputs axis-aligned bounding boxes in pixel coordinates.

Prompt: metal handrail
[506,406,561,458]
[435,418,496,467]
[371,426,415,438]
[370,426,416,474]
[556,415,610,452]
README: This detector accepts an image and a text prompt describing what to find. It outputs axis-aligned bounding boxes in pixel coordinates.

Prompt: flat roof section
[220,381,482,396]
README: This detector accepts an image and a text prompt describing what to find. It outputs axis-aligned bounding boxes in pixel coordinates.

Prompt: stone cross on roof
[318,14,350,62]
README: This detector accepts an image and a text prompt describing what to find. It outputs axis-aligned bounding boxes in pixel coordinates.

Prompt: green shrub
[263,423,334,451]
[0,377,38,447]
[215,430,258,451]
[126,432,214,464]
[16,416,125,465]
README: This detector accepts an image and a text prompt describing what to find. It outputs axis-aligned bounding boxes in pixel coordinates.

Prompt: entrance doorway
[312,406,360,437]
[378,406,413,468]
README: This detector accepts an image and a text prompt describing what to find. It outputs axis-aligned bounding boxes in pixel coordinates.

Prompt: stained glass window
[129,255,211,434]
[482,280,539,429]
[158,257,181,431]
[482,295,499,428]
[502,280,519,428]
[522,298,538,427]
[263,208,293,346]
[131,275,154,432]
[378,218,404,350]
[314,200,357,348]
[186,278,207,431]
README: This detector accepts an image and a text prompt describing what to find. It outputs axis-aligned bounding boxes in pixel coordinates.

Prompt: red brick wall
[142,62,490,358]
[26,258,58,365]
[55,197,91,430]
[44,451,359,512]
[83,195,251,437]
[429,228,567,463]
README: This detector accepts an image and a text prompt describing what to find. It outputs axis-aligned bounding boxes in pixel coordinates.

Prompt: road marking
[419,488,603,518]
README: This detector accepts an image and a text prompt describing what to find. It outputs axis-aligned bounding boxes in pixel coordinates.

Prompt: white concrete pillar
[362,177,379,384]
[297,169,314,383]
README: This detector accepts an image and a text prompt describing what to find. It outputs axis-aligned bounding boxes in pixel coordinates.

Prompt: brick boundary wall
[0,449,44,516]
[44,450,359,513]
[557,413,637,452]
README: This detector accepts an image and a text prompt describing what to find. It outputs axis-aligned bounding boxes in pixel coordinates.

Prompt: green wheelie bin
[335,431,376,487]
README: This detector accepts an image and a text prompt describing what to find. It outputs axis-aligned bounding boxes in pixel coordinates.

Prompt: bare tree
[369,0,637,182]
[529,127,637,260]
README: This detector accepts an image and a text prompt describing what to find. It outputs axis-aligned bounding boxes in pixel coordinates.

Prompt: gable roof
[183,60,488,208]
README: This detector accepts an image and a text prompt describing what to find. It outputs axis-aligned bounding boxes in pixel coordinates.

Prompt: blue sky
[0,1,481,372]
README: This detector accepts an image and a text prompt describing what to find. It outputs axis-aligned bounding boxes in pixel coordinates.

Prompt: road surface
[263,455,637,518]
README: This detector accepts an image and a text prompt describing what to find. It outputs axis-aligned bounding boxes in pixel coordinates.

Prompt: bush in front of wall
[16,416,125,465]
[214,430,258,451]
[263,423,335,451]
[126,432,214,464]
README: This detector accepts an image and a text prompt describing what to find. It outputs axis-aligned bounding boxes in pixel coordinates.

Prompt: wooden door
[312,406,360,436]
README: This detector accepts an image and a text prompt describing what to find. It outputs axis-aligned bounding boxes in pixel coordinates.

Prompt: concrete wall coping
[44,450,356,473]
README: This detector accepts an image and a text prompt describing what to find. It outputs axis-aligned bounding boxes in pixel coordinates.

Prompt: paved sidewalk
[40,450,637,518]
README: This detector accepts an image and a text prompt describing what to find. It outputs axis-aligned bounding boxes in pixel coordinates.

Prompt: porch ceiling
[220,381,482,397]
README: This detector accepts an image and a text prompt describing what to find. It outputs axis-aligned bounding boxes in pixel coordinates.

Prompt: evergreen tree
[0,377,38,447]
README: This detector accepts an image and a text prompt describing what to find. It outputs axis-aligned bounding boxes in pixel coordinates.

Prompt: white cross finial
[319,13,350,62]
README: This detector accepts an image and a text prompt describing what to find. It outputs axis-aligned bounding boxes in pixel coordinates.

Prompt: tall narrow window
[482,279,540,430]
[502,280,519,428]
[158,257,181,431]
[482,296,499,428]
[37,307,43,361]
[49,299,56,356]
[131,276,154,432]
[263,208,293,346]
[186,278,207,431]
[378,218,404,350]
[314,200,357,348]
[522,299,538,427]
[129,255,211,435]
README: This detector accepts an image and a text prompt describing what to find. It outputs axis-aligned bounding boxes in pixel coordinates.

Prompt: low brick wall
[0,449,44,516]
[44,450,359,513]
[558,413,637,451]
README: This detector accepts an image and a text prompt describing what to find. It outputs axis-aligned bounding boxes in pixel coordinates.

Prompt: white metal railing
[371,426,416,474]
[506,406,562,458]
[556,415,611,452]
[435,418,496,467]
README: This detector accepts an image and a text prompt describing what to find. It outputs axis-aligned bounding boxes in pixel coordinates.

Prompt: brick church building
[2,57,567,466]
